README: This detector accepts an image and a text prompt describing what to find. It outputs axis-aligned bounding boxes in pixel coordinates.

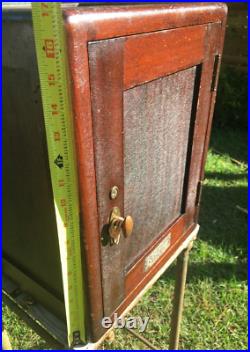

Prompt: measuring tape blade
[31,2,85,346]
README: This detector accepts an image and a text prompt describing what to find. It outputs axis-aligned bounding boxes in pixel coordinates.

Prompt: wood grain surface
[1,4,228,342]
[88,38,125,317]
[124,26,205,89]
[64,3,227,41]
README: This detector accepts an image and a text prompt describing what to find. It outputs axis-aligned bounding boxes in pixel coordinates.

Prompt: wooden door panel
[88,23,220,318]
[124,25,206,89]
[63,3,227,340]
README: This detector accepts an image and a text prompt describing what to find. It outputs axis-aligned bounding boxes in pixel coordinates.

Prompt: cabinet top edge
[64,2,228,20]
[64,3,227,41]
[2,3,228,41]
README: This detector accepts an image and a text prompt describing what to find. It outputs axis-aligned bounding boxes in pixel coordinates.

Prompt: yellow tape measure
[31,3,85,347]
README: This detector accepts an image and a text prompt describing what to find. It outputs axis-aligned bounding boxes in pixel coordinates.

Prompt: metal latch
[108,207,134,245]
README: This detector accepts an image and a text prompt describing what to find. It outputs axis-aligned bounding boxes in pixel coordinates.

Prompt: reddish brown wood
[124,25,206,89]
[87,36,201,324]
[3,3,228,345]
[184,22,224,223]
[64,3,228,341]
[195,21,227,222]
[200,21,227,181]
[64,3,227,41]
[125,214,188,295]
[117,223,196,317]
[88,38,125,317]
[65,31,104,339]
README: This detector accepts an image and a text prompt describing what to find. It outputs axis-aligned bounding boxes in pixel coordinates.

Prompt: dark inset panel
[123,67,197,267]
[3,19,65,314]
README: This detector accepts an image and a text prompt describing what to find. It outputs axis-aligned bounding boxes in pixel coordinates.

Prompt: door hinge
[195,180,204,206]
[211,54,220,92]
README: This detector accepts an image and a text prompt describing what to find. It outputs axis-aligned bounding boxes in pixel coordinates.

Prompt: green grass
[2,127,248,350]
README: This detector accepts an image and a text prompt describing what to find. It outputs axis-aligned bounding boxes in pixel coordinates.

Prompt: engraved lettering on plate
[144,234,171,271]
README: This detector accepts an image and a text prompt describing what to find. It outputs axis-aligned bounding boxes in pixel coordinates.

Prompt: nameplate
[144,233,171,271]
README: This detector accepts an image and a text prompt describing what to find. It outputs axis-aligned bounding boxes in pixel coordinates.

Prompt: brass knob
[108,207,134,244]
[122,215,134,237]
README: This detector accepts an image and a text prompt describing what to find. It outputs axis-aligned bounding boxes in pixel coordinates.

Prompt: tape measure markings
[31,2,85,347]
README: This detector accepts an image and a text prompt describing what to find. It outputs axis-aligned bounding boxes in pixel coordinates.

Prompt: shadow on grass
[161,184,247,283]
[205,172,247,181]
[162,261,247,284]
[188,261,247,282]
[209,127,248,164]
[199,185,247,258]
[163,128,248,288]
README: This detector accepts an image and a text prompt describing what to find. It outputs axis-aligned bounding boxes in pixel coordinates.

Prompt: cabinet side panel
[3,15,65,314]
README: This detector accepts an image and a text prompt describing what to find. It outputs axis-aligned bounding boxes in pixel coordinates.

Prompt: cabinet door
[88,23,220,316]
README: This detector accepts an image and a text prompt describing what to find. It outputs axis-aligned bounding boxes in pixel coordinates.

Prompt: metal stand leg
[169,241,193,350]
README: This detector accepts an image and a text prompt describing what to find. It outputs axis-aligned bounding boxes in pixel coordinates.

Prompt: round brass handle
[122,215,134,238]
[108,207,134,244]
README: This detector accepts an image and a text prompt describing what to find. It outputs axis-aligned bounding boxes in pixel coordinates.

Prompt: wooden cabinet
[3,3,227,345]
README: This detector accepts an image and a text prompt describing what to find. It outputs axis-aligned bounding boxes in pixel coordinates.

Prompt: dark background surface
[214,2,248,128]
